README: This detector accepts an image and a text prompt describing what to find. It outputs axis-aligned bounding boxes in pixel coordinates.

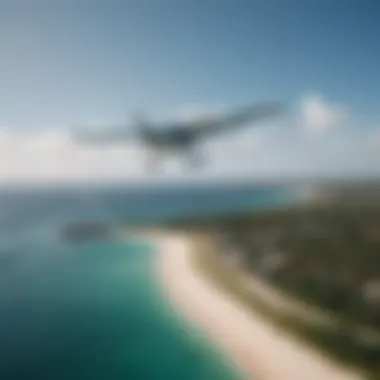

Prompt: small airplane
[74,102,283,171]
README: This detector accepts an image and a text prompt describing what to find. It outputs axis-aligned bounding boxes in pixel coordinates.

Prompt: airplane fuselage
[141,124,199,150]
[75,101,283,171]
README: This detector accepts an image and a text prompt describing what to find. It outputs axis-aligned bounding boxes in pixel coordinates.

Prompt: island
[157,183,380,379]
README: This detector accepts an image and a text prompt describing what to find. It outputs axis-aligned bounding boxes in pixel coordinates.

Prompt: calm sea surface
[0,184,298,380]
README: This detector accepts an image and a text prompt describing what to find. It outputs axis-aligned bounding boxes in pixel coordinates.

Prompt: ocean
[0,183,298,380]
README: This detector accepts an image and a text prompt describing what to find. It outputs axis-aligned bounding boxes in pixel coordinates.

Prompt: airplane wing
[196,102,283,137]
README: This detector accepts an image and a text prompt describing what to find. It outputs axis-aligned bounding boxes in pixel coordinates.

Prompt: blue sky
[0,0,379,182]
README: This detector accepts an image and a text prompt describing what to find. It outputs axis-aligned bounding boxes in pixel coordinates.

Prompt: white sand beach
[156,232,365,380]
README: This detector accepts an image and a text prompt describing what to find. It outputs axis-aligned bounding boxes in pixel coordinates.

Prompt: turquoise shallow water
[0,185,298,379]
[0,237,241,380]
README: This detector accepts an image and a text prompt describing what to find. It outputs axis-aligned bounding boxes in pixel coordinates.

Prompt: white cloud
[0,123,268,184]
[299,94,348,136]
[0,128,148,183]
[205,128,265,170]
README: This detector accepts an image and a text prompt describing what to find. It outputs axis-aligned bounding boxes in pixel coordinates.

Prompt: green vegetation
[189,203,380,378]
[164,187,380,377]
[212,204,380,328]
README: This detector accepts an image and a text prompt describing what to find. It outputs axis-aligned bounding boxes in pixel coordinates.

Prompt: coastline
[155,231,365,380]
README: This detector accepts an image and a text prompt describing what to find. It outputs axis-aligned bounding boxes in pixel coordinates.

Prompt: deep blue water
[0,184,298,380]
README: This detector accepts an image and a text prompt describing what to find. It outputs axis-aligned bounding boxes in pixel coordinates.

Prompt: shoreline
[155,231,365,380]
